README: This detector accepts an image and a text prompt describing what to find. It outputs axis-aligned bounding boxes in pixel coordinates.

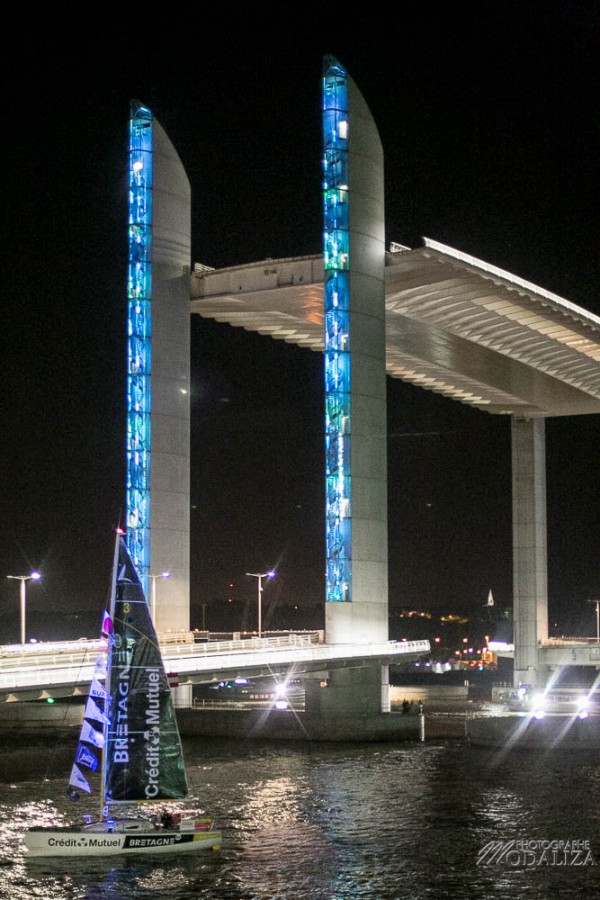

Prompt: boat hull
[24,826,222,857]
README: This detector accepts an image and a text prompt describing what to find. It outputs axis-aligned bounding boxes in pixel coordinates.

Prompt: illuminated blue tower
[322,58,388,647]
[126,101,192,632]
[127,103,153,580]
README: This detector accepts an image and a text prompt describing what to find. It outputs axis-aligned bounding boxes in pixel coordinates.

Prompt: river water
[0,731,598,899]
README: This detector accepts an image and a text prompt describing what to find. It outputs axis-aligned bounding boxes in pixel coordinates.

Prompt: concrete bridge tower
[126,101,192,634]
[307,57,391,722]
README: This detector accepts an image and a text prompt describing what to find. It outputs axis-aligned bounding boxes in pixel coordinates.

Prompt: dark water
[0,733,598,899]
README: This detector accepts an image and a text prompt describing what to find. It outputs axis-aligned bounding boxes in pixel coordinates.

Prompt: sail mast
[99,530,121,820]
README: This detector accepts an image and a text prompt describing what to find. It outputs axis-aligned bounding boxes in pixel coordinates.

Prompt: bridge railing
[542,637,600,645]
[0,634,430,695]
[164,631,324,659]
[0,632,324,683]
[0,645,104,672]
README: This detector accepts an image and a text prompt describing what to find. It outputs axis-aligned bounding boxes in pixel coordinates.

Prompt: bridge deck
[0,634,431,702]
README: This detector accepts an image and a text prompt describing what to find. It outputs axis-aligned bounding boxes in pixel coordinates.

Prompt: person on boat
[161,810,174,830]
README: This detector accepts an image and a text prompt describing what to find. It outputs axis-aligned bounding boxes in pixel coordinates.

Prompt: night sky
[1,3,599,642]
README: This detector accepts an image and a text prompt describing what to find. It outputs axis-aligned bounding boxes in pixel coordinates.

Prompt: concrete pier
[176,706,422,742]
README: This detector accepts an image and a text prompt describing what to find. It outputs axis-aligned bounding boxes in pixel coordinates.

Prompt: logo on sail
[144,667,161,798]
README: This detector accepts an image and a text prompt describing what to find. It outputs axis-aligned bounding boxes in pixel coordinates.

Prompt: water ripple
[0,737,597,899]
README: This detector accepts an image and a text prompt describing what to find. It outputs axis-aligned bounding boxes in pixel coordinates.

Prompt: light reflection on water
[0,734,598,899]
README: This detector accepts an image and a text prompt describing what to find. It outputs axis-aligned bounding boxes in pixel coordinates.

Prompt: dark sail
[104,538,188,804]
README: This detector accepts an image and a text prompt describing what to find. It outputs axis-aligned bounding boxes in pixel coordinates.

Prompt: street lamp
[7,571,41,645]
[588,599,600,643]
[246,570,276,638]
[149,571,170,624]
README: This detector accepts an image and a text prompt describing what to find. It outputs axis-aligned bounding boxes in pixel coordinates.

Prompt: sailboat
[24,533,222,857]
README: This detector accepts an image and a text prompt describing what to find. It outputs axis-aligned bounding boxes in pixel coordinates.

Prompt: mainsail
[104,538,188,804]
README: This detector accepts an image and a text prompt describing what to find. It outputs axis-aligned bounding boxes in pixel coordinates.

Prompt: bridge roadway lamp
[588,599,600,643]
[149,570,170,624]
[6,571,42,645]
[246,570,276,638]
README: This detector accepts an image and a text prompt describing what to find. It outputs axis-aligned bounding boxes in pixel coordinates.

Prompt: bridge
[192,241,600,690]
[0,633,430,704]
[9,70,600,723]
[489,636,600,672]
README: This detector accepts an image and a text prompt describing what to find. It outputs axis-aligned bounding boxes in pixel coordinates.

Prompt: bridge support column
[322,58,388,648]
[511,416,549,687]
[170,684,192,708]
[305,667,386,721]
[149,117,192,634]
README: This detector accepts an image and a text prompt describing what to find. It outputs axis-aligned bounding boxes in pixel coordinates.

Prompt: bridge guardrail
[0,632,326,688]
[0,636,430,694]
[0,632,323,672]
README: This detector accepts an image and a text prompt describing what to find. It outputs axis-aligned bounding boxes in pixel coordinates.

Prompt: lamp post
[149,571,170,624]
[588,599,600,642]
[246,570,276,638]
[7,571,41,645]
